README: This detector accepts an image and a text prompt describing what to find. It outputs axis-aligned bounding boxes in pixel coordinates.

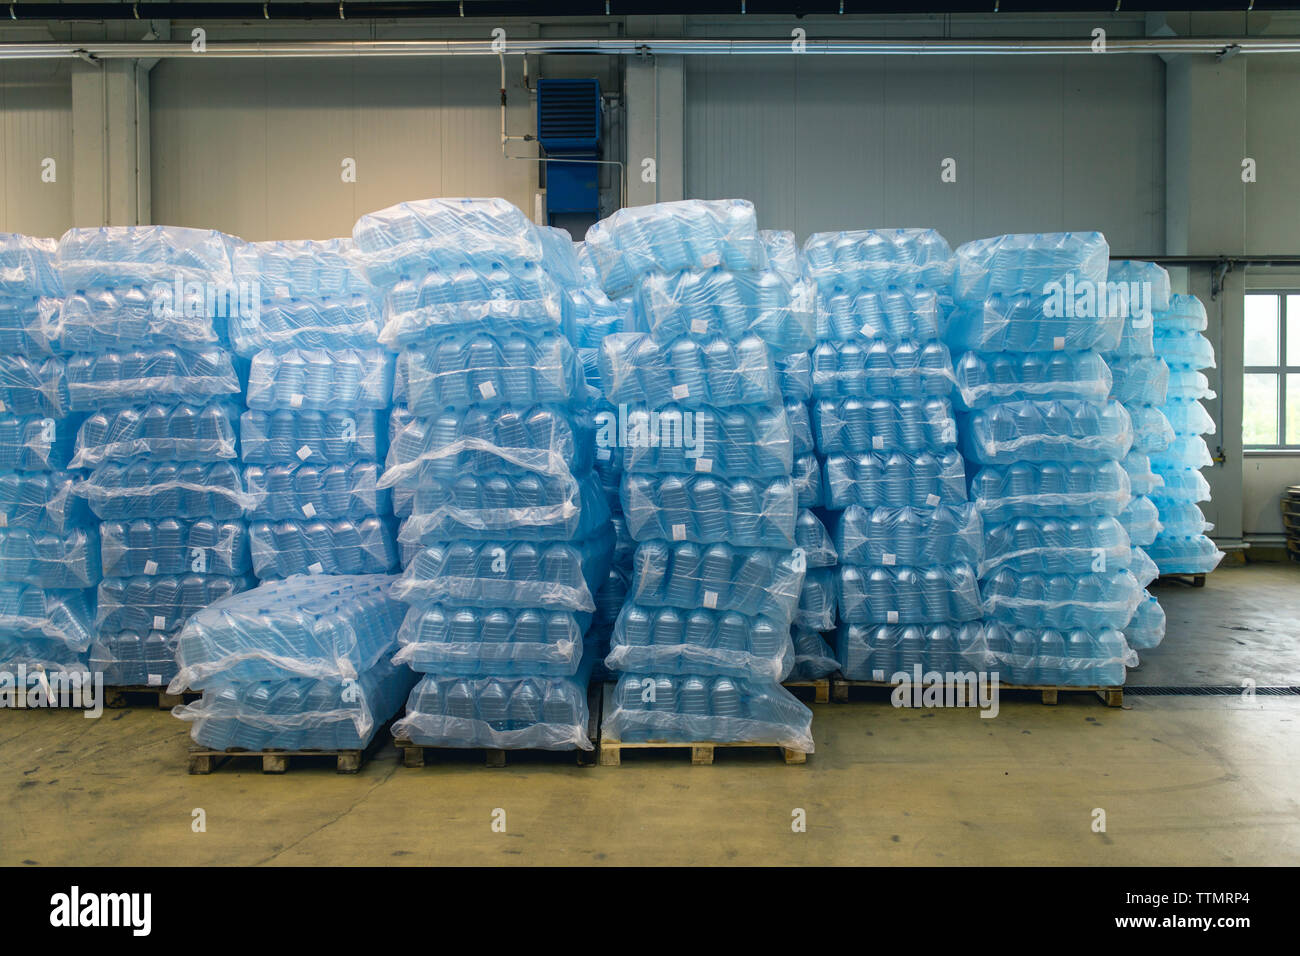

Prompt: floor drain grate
[1124,685,1300,696]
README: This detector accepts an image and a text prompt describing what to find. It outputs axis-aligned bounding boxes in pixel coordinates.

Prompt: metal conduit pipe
[5,37,1300,60]
[7,2,1293,19]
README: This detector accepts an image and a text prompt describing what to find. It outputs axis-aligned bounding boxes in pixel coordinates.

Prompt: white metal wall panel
[0,61,73,238]
[685,54,1165,251]
[151,58,536,240]
[1245,56,1300,256]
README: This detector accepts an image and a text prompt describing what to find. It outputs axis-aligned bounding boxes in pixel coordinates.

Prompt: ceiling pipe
[9,2,1299,18]
[6,36,1300,59]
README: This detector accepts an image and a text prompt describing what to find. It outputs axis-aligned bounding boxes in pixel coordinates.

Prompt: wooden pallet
[1155,572,1206,588]
[597,684,806,766]
[188,744,368,775]
[394,682,602,769]
[188,720,393,775]
[105,684,196,710]
[831,678,1122,707]
[782,677,832,704]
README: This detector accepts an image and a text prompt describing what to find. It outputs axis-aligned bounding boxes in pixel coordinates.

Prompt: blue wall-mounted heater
[536,78,602,224]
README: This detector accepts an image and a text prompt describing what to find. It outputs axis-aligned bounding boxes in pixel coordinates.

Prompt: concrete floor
[1138,563,1300,686]
[2,563,1298,866]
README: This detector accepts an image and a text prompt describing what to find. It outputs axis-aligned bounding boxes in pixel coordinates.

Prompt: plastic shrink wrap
[170,574,403,688]
[233,238,397,587]
[354,199,613,750]
[393,654,595,751]
[54,225,252,688]
[947,234,1139,685]
[603,673,813,752]
[1148,294,1223,576]
[0,236,101,676]
[583,208,809,748]
[169,575,414,750]
[804,227,977,682]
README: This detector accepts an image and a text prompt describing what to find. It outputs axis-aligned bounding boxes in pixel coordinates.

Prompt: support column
[70,59,151,227]
[624,16,684,208]
[1164,52,1247,545]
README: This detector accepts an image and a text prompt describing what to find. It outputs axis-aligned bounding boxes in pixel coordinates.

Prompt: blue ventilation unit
[536,78,602,220]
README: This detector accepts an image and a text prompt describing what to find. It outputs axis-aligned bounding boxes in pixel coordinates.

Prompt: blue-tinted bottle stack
[233,239,399,580]
[572,239,634,681]
[802,229,986,681]
[586,199,815,750]
[765,229,840,683]
[948,233,1145,686]
[355,198,611,751]
[56,227,250,689]
[1103,260,1176,651]
[1148,294,1224,576]
[0,235,99,677]
[170,574,416,751]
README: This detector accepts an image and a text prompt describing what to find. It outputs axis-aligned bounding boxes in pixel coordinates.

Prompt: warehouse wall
[1244,57,1300,255]
[0,61,73,239]
[1240,55,1300,538]
[1242,458,1298,537]
[150,57,539,241]
[683,54,1167,251]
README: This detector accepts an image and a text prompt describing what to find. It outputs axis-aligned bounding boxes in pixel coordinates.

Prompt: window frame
[1243,290,1300,451]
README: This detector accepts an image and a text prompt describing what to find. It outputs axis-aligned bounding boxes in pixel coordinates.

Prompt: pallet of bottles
[596,683,808,766]
[186,720,395,775]
[829,678,1123,708]
[393,683,602,769]
[105,685,200,710]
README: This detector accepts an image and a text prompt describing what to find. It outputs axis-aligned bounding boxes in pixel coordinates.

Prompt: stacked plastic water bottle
[1148,294,1224,576]
[1104,261,1176,651]
[586,199,815,751]
[170,574,416,751]
[0,235,101,679]
[232,239,399,581]
[762,230,839,681]
[801,229,985,681]
[55,226,252,689]
[948,233,1144,687]
[353,198,612,752]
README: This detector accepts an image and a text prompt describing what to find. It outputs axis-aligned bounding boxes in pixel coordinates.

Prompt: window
[1244,291,1300,448]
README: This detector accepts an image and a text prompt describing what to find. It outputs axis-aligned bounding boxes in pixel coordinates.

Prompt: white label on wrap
[597,446,611,460]
[143,560,158,575]
[153,616,167,631]
[308,561,324,575]
[0,401,6,413]
[290,394,304,408]
[703,590,719,609]
[478,381,497,399]
[147,674,162,686]
[691,318,708,335]
[882,553,896,566]
[0,513,6,528]
[941,423,957,444]
[1053,336,1065,350]
[671,384,690,400]
[887,610,899,624]
[301,502,317,518]
[671,523,687,541]
[926,494,941,507]
[296,445,313,462]
[872,436,885,450]
[694,458,713,473]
